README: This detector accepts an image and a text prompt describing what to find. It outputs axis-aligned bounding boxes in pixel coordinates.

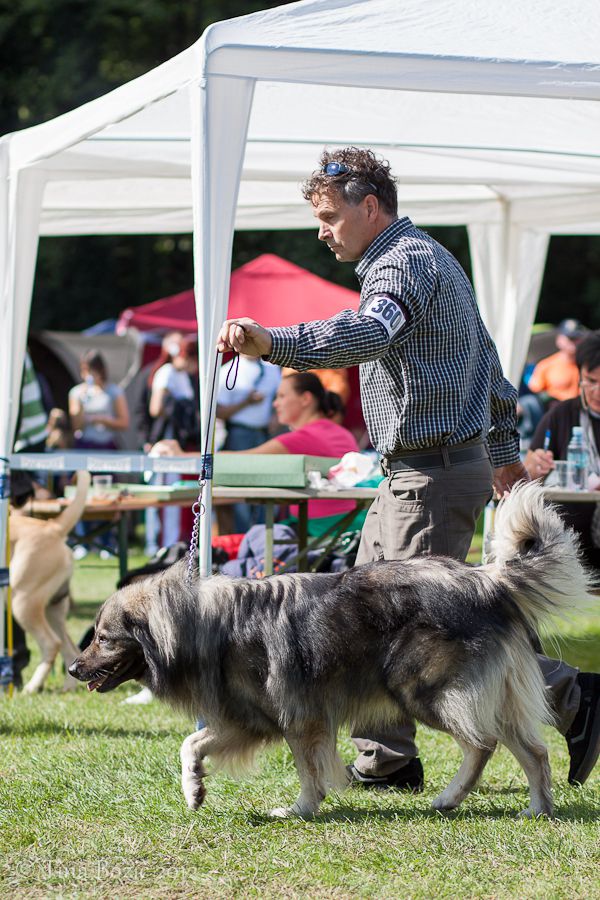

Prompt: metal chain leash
[186,352,239,582]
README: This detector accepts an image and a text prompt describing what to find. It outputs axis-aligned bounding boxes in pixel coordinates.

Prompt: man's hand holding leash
[217,318,272,358]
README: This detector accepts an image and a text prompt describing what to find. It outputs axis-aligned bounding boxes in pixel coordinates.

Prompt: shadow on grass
[248,798,600,825]
[0,721,176,738]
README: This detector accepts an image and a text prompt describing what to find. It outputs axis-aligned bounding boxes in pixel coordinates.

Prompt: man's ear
[364,194,379,220]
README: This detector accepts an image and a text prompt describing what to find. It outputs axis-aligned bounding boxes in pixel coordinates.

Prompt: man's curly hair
[302,147,398,216]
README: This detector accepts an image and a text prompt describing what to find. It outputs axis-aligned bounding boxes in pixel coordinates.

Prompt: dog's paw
[431,793,459,812]
[269,803,316,820]
[269,806,296,819]
[517,806,553,820]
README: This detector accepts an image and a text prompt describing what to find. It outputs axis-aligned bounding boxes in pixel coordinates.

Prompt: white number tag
[362,294,406,338]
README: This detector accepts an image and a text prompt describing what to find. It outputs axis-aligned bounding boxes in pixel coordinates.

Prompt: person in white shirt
[216,355,281,532]
[145,334,198,554]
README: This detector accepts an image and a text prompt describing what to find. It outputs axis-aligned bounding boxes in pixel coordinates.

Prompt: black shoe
[566,672,600,786]
[347,757,424,793]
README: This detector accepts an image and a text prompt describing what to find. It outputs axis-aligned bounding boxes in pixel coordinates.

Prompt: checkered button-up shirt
[267,217,520,466]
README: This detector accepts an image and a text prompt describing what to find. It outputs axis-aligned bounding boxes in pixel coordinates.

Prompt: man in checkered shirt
[218,147,599,792]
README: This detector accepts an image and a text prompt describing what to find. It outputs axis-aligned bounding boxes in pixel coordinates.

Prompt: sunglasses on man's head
[321,161,378,194]
[322,162,352,177]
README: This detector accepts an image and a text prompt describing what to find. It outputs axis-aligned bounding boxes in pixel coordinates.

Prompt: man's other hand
[217,318,273,357]
[523,448,554,480]
[492,460,530,497]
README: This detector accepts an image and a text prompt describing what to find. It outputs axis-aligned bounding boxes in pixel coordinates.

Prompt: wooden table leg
[118,513,129,579]
[297,501,308,572]
[264,503,274,576]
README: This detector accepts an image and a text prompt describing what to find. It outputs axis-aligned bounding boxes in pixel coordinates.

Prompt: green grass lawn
[1,550,599,899]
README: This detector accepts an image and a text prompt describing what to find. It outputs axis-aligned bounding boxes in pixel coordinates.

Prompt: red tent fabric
[118,254,367,443]
[117,253,359,333]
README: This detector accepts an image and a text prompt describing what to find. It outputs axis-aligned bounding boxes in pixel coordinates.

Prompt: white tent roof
[2,0,600,574]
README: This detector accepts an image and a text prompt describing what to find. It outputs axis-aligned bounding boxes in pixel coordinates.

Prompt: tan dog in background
[9,471,91,693]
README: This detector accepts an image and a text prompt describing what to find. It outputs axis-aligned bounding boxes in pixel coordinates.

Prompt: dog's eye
[97,635,108,645]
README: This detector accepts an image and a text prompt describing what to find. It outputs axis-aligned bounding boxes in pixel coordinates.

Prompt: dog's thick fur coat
[10,471,91,692]
[71,482,595,817]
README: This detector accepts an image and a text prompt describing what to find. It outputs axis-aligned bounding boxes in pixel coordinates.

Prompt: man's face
[312,189,376,262]
[581,364,600,415]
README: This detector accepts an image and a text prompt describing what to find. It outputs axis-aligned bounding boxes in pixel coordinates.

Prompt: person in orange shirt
[527,318,588,404]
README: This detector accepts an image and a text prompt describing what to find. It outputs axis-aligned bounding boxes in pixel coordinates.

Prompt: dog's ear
[132,622,157,657]
[121,610,155,654]
[128,618,165,692]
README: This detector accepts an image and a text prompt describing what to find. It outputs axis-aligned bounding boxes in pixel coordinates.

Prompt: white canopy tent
[2,0,600,582]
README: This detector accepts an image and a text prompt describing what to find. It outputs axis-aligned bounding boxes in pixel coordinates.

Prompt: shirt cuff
[488,433,521,468]
[265,327,299,368]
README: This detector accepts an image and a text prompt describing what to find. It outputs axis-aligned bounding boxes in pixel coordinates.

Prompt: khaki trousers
[352,452,580,776]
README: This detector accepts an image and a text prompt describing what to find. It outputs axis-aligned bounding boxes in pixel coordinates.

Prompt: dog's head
[69,583,155,693]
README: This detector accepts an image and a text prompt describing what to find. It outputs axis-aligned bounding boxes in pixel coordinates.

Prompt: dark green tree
[1,0,598,332]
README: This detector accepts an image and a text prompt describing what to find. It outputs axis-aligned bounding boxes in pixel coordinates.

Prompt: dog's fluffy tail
[485,480,597,634]
[55,471,91,537]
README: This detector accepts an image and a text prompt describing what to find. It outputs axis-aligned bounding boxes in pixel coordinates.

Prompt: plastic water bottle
[566,425,588,490]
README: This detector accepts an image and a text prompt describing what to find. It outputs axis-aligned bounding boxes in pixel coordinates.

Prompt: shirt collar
[355,217,414,283]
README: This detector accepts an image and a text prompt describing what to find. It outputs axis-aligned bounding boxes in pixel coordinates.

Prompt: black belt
[381,442,487,474]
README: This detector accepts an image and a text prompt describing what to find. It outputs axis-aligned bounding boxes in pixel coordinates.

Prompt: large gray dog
[70,483,593,818]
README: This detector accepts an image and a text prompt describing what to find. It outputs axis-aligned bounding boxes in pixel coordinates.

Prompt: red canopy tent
[117,253,359,333]
[118,253,366,440]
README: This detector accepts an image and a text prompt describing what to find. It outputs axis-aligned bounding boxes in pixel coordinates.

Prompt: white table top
[212,485,378,502]
[541,487,600,503]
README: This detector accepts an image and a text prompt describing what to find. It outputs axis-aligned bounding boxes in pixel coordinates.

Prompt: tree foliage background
[1,0,599,333]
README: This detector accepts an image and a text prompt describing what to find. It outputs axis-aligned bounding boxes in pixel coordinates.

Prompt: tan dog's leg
[46,594,81,691]
[12,591,61,694]
[271,729,347,819]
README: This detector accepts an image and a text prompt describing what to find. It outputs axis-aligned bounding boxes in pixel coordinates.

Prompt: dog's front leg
[13,594,61,694]
[180,727,218,810]
[271,730,345,820]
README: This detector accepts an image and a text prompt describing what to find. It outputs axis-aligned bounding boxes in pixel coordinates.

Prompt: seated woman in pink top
[152,372,359,524]
[244,372,359,522]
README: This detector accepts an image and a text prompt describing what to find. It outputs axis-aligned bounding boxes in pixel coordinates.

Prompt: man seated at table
[524,330,600,570]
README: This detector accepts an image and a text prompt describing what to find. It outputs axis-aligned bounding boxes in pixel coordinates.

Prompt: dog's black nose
[68,660,80,678]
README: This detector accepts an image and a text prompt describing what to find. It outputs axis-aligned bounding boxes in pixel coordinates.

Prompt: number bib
[362,294,406,339]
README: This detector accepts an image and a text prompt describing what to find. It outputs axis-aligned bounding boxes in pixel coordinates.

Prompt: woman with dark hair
[68,350,130,559]
[153,371,360,525]
[144,334,200,556]
[69,350,130,451]
[241,372,359,524]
